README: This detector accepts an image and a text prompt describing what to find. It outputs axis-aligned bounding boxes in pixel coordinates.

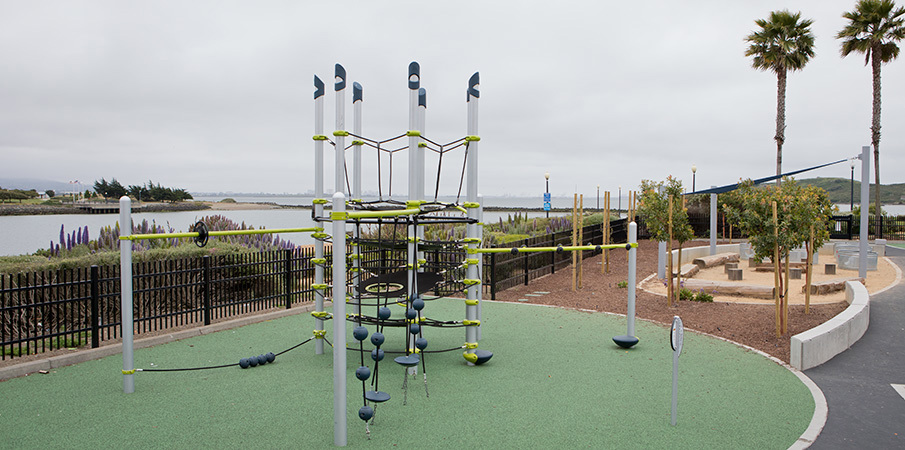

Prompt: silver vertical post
[335,64,346,195]
[709,189,717,255]
[416,87,427,273]
[406,62,420,358]
[352,82,363,318]
[859,145,870,279]
[119,196,134,394]
[333,65,348,447]
[332,192,347,447]
[314,75,326,355]
[627,222,637,337]
[465,72,480,364]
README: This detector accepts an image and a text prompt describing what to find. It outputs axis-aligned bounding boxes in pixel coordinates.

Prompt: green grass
[0,300,813,449]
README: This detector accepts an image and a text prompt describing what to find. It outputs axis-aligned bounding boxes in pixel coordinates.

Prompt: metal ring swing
[193,221,209,248]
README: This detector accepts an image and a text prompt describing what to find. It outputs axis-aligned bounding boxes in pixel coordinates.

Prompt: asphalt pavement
[806,245,905,448]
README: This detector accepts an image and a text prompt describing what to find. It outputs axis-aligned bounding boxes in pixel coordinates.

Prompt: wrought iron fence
[2,218,646,360]
[1,248,319,360]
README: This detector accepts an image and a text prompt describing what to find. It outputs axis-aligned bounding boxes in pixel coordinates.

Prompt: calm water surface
[0,196,584,256]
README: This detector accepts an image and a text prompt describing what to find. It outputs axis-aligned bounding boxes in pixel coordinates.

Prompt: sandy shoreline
[200,201,287,211]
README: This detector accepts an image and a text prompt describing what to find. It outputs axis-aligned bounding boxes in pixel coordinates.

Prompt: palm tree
[838,0,905,237]
[745,10,816,185]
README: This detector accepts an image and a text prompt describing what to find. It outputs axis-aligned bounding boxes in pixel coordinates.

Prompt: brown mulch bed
[493,240,848,363]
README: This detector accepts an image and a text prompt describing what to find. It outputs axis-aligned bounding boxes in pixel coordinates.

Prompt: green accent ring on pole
[465,135,481,141]
[312,135,329,141]
[406,130,421,136]
[462,279,481,286]
[406,200,425,207]
[463,202,480,208]
[351,140,365,146]
[333,130,350,136]
[331,211,348,221]
[418,142,428,148]
[312,198,329,205]
[346,208,420,219]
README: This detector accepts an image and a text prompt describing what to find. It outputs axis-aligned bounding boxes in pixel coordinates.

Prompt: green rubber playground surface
[0,300,813,449]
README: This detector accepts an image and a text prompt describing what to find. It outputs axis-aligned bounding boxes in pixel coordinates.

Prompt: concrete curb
[790,281,869,371]
[0,303,318,382]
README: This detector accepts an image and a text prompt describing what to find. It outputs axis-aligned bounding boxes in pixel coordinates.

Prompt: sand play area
[641,252,900,305]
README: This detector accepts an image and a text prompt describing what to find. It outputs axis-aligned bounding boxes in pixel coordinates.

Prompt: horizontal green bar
[475,243,637,254]
[345,208,421,219]
[121,227,321,241]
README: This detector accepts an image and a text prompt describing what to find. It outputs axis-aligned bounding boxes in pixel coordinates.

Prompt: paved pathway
[806,246,905,449]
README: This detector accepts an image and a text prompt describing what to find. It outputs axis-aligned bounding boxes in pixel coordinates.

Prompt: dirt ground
[492,240,900,363]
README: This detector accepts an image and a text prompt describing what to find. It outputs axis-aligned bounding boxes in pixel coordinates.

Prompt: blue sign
[543,202,551,211]
[543,193,551,202]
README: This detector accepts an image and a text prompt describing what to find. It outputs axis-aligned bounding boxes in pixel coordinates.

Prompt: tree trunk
[871,45,882,239]
[775,70,787,186]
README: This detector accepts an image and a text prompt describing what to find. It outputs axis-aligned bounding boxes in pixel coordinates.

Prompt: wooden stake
[773,201,781,337]
[603,192,610,274]
[667,195,674,307]
[783,253,790,335]
[578,194,584,289]
[572,193,577,292]
[806,225,813,314]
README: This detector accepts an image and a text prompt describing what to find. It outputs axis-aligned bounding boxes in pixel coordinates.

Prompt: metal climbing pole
[313,75,326,356]
[464,72,480,364]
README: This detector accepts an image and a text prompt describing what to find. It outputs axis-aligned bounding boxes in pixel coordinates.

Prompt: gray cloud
[1,0,902,198]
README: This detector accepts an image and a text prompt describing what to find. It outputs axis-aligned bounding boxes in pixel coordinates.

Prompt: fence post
[524,251,529,286]
[202,255,211,326]
[90,265,100,348]
[490,252,497,300]
[551,231,557,274]
[284,249,292,309]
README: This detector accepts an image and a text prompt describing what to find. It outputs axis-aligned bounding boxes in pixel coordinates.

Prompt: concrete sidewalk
[806,246,905,448]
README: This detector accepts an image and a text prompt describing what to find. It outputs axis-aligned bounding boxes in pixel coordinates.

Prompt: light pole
[545,172,550,219]
[596,184,600,210]
[618,186,622,217]
[850,160,855,212]
[691,164,697,193]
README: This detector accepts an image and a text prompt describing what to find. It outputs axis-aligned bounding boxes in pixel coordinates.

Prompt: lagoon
[0,196,577,256]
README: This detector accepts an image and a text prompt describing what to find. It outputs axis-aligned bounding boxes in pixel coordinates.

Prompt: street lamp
[618,185,622,217]
[691,164,697,193]
[850,159,855,212]
[545,172,550,219]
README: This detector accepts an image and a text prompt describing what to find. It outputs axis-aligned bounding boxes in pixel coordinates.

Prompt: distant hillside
[795,177,905,205]
[0,178,80,193]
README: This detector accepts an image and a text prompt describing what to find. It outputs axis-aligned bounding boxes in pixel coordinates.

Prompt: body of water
[5,196,900,257]
[0,196,587,256]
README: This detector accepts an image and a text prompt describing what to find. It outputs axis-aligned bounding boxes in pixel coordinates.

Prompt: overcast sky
[1,1,903,198]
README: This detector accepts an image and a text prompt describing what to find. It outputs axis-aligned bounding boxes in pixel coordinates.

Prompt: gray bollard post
[670,316,684,426]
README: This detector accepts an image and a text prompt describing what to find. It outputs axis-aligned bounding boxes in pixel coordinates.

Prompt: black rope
[140,337,315,372]
[457,142,469,202]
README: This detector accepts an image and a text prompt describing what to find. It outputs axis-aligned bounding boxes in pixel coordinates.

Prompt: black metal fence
[7,212,896,361]
[484,218,630,299]
[1,248,320,361]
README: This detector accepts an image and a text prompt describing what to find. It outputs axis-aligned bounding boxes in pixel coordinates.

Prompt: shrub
[678,287,694,301]
[693,291,714,302]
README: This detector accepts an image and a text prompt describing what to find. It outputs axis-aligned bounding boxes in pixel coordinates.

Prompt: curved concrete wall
[790,281,869,371]
[668,244,741,266]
